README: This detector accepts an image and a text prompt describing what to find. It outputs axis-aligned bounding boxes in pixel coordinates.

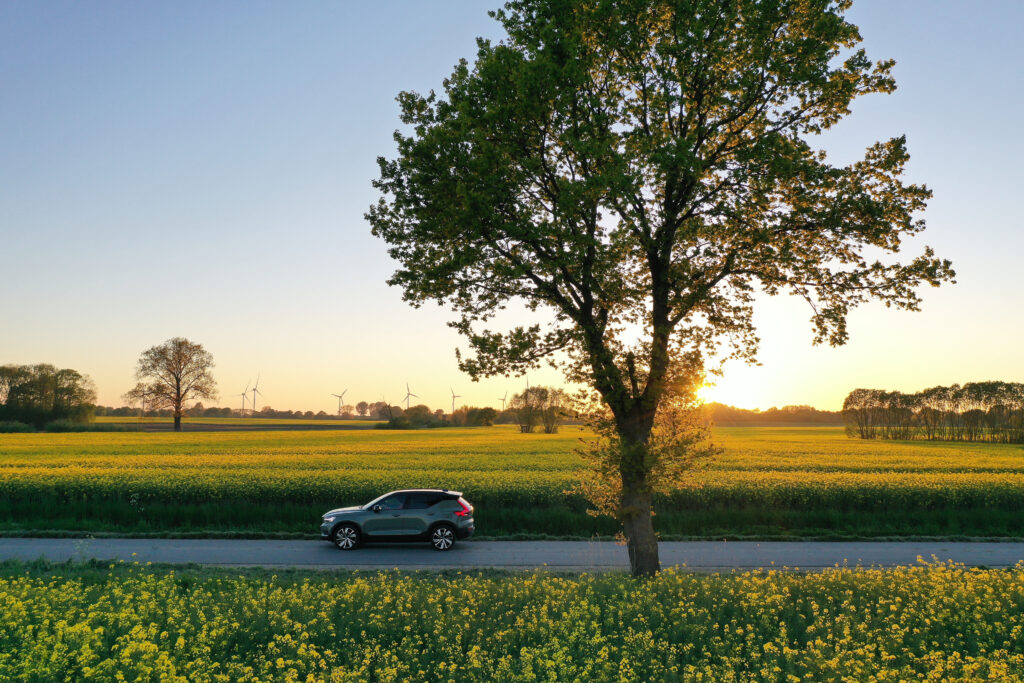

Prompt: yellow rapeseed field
[1,561,1022,681]
[1,426,1023,537]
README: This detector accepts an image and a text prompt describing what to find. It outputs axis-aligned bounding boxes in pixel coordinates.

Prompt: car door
[400,492,445,536]
[362,493,407,536]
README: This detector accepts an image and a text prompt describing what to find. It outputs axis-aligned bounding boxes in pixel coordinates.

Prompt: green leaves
[369,0,953,422]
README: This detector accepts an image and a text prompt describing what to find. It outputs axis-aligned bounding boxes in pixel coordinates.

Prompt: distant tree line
[706,403,843,426]
[0,364,96,428]
[377,404,499,429]
[241,406,334,420]
[99,400,506,428]
[843,382,1024,443]
[97,405,336,419]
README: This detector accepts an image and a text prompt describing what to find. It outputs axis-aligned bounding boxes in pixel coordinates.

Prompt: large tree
[131,337,217,432]
[368,0,954,575]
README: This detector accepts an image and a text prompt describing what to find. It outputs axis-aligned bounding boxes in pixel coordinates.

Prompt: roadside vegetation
[1,559,1022,681]
[3,427,1024,539]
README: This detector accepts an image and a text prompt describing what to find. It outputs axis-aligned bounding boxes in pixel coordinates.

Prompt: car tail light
[454,497,472,517]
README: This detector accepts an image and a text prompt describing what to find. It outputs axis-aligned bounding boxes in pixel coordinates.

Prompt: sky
[1,1,1022,413]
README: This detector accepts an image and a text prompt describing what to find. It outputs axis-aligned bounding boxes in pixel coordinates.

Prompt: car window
[363,492,395,509]
[406,493,446,509]
[379,494,406,510]
[404,494,429,509]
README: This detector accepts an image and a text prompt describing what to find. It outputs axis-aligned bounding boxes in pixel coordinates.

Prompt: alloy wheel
[432,526,455,551]
[334,525,359,550]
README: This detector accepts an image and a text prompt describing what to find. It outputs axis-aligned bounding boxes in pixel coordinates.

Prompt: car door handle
[392,514,401,517]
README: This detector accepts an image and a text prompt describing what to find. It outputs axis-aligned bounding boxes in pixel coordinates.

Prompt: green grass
[2,426,1024,538]
[1,559,1022,681]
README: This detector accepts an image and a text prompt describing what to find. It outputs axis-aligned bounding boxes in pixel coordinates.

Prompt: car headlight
[323,516,336,524]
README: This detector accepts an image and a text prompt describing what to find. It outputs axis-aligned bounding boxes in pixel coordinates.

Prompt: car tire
[430,524,456,551]
[332,523,361,550]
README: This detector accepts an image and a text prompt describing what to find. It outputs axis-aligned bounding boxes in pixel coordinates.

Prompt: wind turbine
[450,387,462,414]
[237,380,250,415]
[498,391,508,411]
[331,389,348,416]
[250,374,263,415]
[403,382,418,410]
[136,386,151,419]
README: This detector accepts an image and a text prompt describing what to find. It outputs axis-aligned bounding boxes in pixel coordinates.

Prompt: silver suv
[320,489,475,551]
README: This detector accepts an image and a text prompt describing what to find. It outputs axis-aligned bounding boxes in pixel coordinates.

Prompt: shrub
[0,421,33,433]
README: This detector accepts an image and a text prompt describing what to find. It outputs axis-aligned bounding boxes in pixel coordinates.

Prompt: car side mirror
[372,505,382,513]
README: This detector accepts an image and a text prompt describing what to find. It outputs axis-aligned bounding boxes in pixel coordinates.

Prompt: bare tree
[133,337,217,431]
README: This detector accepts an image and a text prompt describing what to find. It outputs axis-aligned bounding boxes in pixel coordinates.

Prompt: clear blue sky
[1,1,1022,412]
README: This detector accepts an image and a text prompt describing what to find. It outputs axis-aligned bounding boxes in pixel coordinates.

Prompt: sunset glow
[0,2,1021,413]
[695,383,716,403]
[695,380,760,410]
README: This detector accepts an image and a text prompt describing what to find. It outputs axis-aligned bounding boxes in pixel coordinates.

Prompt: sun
[695,383,716,403]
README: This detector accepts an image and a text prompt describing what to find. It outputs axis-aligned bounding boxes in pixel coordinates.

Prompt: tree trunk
[621,480,659,576]
[612,404,661,577]
[173,412,182,432]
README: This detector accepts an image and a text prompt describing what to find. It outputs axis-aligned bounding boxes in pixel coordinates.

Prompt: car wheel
[431,524,456,551]
[332,523,360,550]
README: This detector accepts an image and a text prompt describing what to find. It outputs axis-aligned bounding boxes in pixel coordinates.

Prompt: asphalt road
[2,538,1024,571]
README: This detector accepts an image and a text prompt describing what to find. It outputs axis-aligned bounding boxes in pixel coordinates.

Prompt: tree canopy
[368,0,954,575]
[0,364,96,427]
[128,337,217,432]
